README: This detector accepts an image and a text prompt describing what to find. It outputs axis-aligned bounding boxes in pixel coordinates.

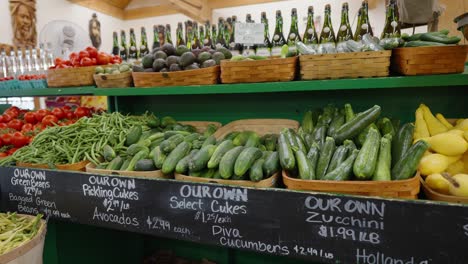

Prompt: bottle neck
[141,33,147,45]
[121,35,126,47]
[324,11,332,27]
[275,17,283,34]
[307,13,314,29]
[341,9,349,26]
[290,16,298,31]
[113,36,118,47]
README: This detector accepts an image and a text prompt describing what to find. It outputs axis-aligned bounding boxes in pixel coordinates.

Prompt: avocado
[202,59,217,68]
[169,64,182,72]
[132,65,144,72]
[197,52,211,64]
[144,68,154,72]
[176,45,190,56]
[152,58,167,72]
[154,51,168,60]
[184,63,200,71]
[160,43,176,56]
[166,56,180,67]
[212,52,225,65]
[216,47,232,59]
[141,54,155,69]
[191,49,202,58]
[151,48,160,54]
[179,52,196,67]
[119,64,130,72]
[160,68,168,72]
[200,46,211,52]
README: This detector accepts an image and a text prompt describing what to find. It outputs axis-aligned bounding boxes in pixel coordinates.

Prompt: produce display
[49,46,122,69]
[95,62,132,75]
[401,30,462,47]
[0,74,48,90]
[414,104,468,197]
[134,43,232,73]
[144,250,216,264]
[0,213,43,255]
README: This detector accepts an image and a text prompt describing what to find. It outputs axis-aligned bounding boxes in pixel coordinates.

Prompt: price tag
[234,23,264,45]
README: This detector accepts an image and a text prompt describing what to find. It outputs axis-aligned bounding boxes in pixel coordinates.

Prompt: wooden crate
[178,121,222,133]
[213,118,299,140]
[94,71,133,88]
[175,172,279,188]
[282,170,421,199]
[420,177,468,204]
[47,66,96,87]
[391,45,468,75]
[86,163,172,179]
[220,57,297,84]
[299,51,391,80]
[16,159,89,172]
[132,66,219,87]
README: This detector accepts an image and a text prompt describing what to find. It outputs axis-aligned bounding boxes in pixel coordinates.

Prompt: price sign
[234,23,264,45]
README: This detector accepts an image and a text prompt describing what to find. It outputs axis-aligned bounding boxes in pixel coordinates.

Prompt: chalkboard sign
[1,166,468,263]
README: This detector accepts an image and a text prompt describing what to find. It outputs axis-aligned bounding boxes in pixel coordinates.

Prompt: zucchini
[302,110,314,133]
[356,123,380,147]
[327,145,348,174]
[263,134,278,151]
[135,159,157,171]
[353,128,380,180]
[126,126,143,146]
[263,151,280,177]
[202,135,217,148]
[323,149,359,181]
[327,113,345,137]
[207,140,235,169]
[404,41,446,47]
[391,119,400,134]
[234,147,262,176]
[160,134,184,154]
[315,137,336,180]
[204,124,218,137]
[278,133,295,170]
[392,123,414,167]
[303,133,315,150]
[306,143,320,174]
[233,131,253,146]
[151,146,167,169]
[245,133,260,148]
[379,117,396,138]
[373,134,392,181]
[344,103,355,123]
[126,150,150,171]
[106,156,123,170]
[162,142,192,174]
[420,33,461,44]
[175,149,199,174]
[333,105,381,144]
[103,145,116,162]
[189,144,216,172]
[311,124,327,149]
[295,150,314,180]
[223,131,240,141]
[343,139,357,154]
[249,158,265,182]
[407,33,423,41]
[295,132,308,153]
[318,104,335,126]
[219,146,244,179]
[127,143,150,156]
[392,140,430,180]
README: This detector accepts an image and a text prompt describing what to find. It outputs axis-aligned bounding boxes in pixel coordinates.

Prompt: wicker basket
[86,163,172,179]
[47,66,96,87]
[213,119,300,140]
[299,51,391,80]
[391,45,468,75]
[178,121,222,133]
[175,172,279,188]
[93,71,133,88]
[16,159,89,172]
[282,170,421,199]
[420,177,468,204]
[220,57,297,84]
[132,66,219,87]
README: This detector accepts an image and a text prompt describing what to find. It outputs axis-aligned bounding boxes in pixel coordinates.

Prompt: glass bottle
[0,49,7,78]
[9,49,18,78]
[25,47,34,74]
[319,4,336,44]
[287,8,301,52]
[152,25,160,50]
[120,30,128,61]
[203,21,213,48]
[186,25,193,50]
[128,28,138,62]
[256,12,272,57]
[192,22,202,50]
[140,27,149,57]
[46,42,54,68]
[112,31,119,56]
[303,6,318,48]
[271,10,286,56]
[31,47,41,74]
[241,14,255,56]
[176,22,185,47]
[355,1,373,40]
[216,18,227,48]
[158,25,166,46]
[211,24,217,48]
[165,24,173,45]
[381,0,401,39]
[199,25,205,44]
[337,3,353,42]
[38,43,48,72]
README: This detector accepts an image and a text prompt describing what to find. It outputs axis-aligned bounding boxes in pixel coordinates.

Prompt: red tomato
[69,52,79,60]
[1,133,13,145]
[21,123,34,132]
[91,58,97,65]
[34,109,50,122]
[56,64,69,69]
[62,105,72,112]
[51,107,65,119]
[0,152,7,158]
[85,47,98,58]
[74,107,91,118]
[97,52,111,65]
[112,55,122,64]
[80,57,93,67]
[0,123,7,129]
[54,58,64,66]
[7,148,18,155]
[0,115,4,123]
[7,119,24,131]
[11,132,28,148]
[65,111,75,120]
[23,112,37,124]
[79,50,90,60]
[33,123,45,131]
[41,115,59,126]
[71,57,81,67]
[2,114,13,123]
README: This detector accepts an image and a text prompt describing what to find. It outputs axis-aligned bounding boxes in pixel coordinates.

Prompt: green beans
[0,213,43,255]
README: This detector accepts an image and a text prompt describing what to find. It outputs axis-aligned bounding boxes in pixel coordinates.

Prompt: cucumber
[146,114,160,128]
[295,132,308,153]
[202,135,217,148]
[164,130,191,139]
[323,149,359,181]
[149,137,165,150]
[201,168,216,178]
[204,124,218,137]
[126,126,143,146]
[175,150,199,174]
[306,143,320,174]
[151,146,167,169]
[315,137,336,180]
[135,159,157,171]
[96,163,107,169]
[126,149,150,171]
[160,134,184,154]
[189,144,217,172]
[312,124,327,149]
[213,170,222,179]
[263,134,278,151]
[223,131,240,141]
[245,133,260,148]
[420,33,461,44]
[219,146,244,179]
[147,132,164,141]
[295,150,314,180]
[379,118,396,138]
[126,143,150,156]
[283,129,301,152]
[392,140,429,180]
[327,113,345,137]
[249,158,265,182]
[162,142,191,174]
[263,151,280,177]
[278,133,295,170]
[333,105,381,144]
[373,134,392,181]
[233,131,253,146]
[404,41,446,47]
[327,145,348,174]
[119,158,131,170]
[184,133,200,143]
[392,123,414,167]
[207,140,235,169]
[161,116,176,127]
[353,128,381,180]
[407,33,423,41]
[234,147,262,176]
[103,145,116,162]
[189,170,203,177]
[344,103,355,123]
[302,110,314,133]
[106,156,123,170]
[192,139,204,149]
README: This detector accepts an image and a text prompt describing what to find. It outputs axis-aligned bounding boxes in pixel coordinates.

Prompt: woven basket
[213,119,300,140]
[391,45,468,75]
[178,121,222,133]
[299,51,391,80]
[16,159,89,172]
[132,66,219,87]
[93,71,133,88]
[175,172,279,188]
[282,170,421,199]
[47,66,95,87]
[86,163,172,179]
[420,177,468,204]
[220,57,297,84]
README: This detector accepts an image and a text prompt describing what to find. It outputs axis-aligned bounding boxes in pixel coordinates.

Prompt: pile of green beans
[3,112,151,165]
[0,213,43,255]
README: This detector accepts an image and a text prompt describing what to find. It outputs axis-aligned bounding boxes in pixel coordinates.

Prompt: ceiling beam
[68,0,125,19]
[208,0,287,9]
[123,4,179,20]
[169,0,210,22]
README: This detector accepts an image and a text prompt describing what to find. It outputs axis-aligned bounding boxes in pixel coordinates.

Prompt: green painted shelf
[0,86,96,97]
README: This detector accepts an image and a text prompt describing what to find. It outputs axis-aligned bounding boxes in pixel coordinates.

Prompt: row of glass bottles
[0,43,55,78]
